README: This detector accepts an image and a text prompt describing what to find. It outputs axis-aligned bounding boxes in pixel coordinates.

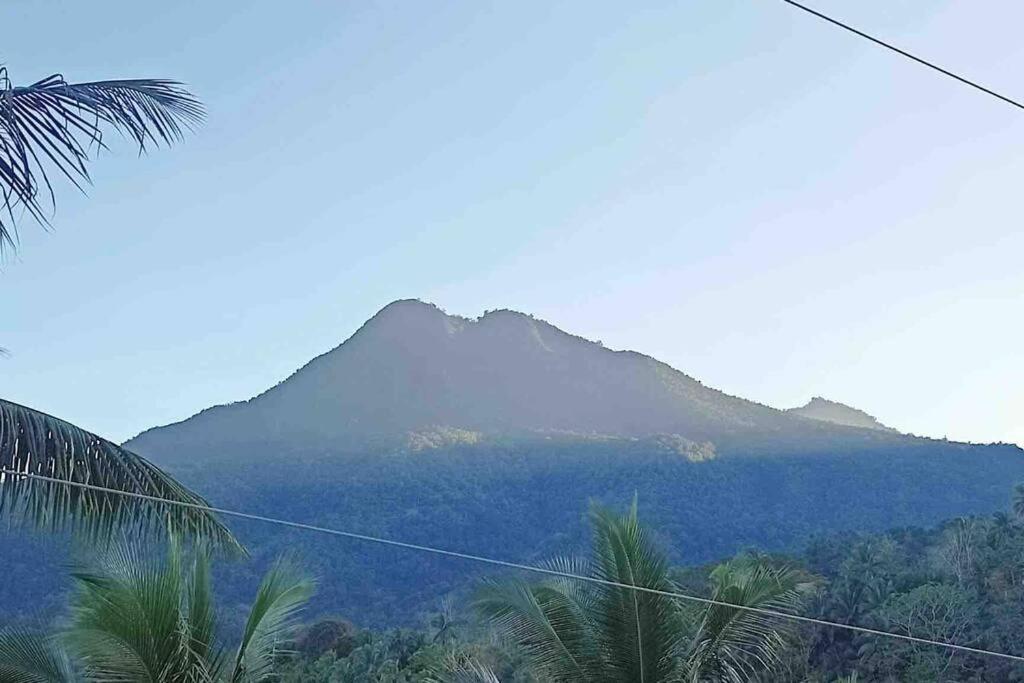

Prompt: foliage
[0,66,222,554]
[686,557,814,682]
[0,68,202,250]
[0,542,313,682]
[475,502,810,682]
[274,490,1024,682]
[0,399,240,551]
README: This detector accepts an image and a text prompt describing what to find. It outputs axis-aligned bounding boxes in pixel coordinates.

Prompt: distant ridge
[787,397,896,433]
[130,299,921,461]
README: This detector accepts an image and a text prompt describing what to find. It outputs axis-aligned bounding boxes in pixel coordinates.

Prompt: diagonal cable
[780,0,1024,111]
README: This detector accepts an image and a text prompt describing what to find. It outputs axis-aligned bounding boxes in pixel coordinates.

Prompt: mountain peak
[787,397,896,433]
[127,302,912,461]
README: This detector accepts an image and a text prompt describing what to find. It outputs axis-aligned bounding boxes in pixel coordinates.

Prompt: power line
[780,0,1024,112]
[3,468,1024,664]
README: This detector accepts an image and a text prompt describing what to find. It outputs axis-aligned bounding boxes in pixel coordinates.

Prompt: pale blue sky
[1,1,1021,446]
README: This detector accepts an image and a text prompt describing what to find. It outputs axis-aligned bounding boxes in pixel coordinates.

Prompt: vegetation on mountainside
[272,490,1024,682]
[4,438,1023,631]
[8,493,1024,681]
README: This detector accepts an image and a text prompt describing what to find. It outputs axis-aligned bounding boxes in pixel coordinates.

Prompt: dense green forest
[271,494,1024,681]
[6,490,1024,681]
[4,439,1023,631]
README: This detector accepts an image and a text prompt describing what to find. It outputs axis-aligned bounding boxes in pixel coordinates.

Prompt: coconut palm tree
[0,69,235,547]
[1012,483,1024,522]
[0,541,313,682]
[686,558,810,682]
[475,502,812,683]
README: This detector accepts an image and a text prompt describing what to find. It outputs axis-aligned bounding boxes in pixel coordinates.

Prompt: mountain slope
[6,300,1023,629]
[129,299,908,460]
[788,397,896,432]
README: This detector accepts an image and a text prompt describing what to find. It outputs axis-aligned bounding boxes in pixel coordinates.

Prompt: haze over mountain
[130,299,915,460]
[787,397,896,433]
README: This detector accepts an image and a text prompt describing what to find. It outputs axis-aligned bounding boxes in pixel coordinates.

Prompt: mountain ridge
[127,299,920,459]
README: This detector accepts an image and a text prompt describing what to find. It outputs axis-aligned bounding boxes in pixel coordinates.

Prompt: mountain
[129,299,908,460]
[6,301,1022,630]
[787,397,896,432]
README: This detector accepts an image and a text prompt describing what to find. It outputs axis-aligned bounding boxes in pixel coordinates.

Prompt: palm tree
[0,541,314,682]
[475,502,812,683]
[1012,483,1024,522]
[475,500,682,682]
[686,558,810,682]
[0,69,233,547]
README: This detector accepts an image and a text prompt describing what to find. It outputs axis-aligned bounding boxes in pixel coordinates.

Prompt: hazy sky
[1,1,1021,446]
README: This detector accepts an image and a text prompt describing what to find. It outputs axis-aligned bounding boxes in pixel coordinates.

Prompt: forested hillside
[6,437,1022,630]
[4,301,1022,630]
[275,497,1024,681]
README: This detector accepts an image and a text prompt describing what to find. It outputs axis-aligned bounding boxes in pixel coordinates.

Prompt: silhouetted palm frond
[0,68,203,251]
[0,398,240,551]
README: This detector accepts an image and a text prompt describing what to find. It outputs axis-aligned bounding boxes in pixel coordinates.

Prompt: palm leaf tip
[232,556,316,680]
[0,69,204,251]
[0,398,242,553]
[0,627,76,683]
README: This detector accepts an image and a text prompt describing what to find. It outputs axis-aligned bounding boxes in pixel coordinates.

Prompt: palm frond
[230,556,315,682]
[474,577,596,681]
[65,539,204,681]
[0,398,241,552]
[0,68,203,251]
[424,653,502,683]
[186,546,227,678]
[589,501,681,683]
[686,558,814,683]
[1012,483,1024,521]
[0,628,76,683]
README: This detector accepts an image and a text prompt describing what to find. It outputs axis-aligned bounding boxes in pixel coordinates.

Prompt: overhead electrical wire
[3,468,1023,664]
[780,0,1024,112]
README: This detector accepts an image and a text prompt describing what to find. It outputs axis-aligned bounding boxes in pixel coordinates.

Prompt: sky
[1,1,1021,446]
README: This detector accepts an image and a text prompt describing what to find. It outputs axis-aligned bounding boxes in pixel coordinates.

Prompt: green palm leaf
[0,628,76,683]
[589,500,681,683]
[474,577,596,681]
[475,502,681,682]
[0,68,203,250]
[1012,483,1024,521]
[686,558,813,683]
[424,653,502,683]
[230,556,315,682]
[65,540,210,681]
[0,398,241,552]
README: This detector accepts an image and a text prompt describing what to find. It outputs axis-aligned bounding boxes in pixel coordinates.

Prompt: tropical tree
[686,558,811,682]
[1012,483,1024,522]
[0,541,314,682]
[474,501,812,682]
[0,69,232,546]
